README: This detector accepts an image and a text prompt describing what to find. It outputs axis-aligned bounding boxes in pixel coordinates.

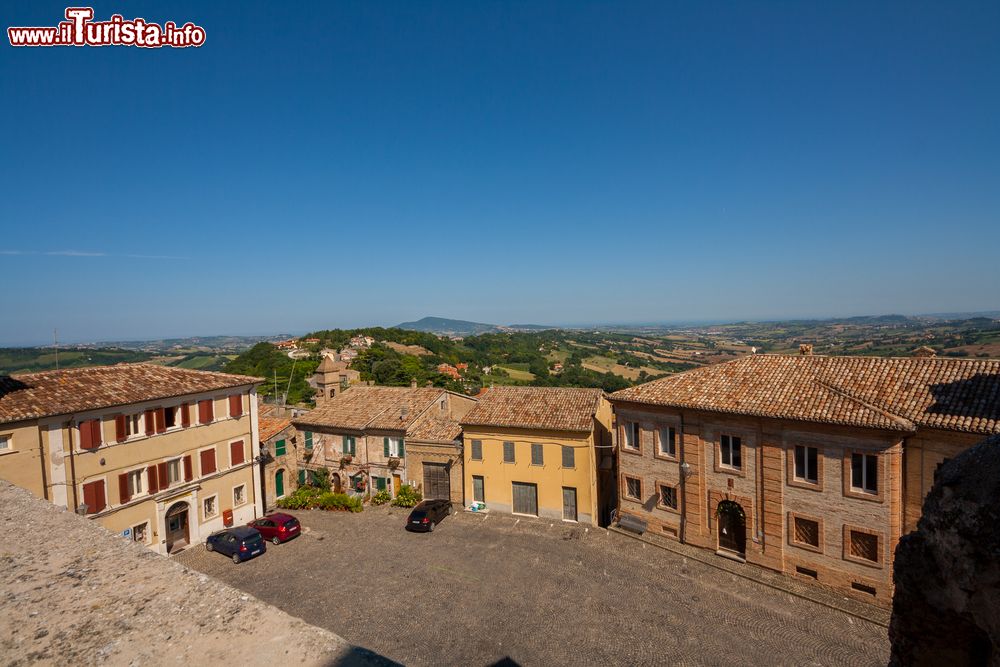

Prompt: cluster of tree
[223,343,318,405]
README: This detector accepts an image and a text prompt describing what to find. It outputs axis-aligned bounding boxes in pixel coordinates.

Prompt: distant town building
[437,363,461,380]
[303,338,321,344]
[273,339,298,350]
[0,365,264,555]
[349,335,375,349]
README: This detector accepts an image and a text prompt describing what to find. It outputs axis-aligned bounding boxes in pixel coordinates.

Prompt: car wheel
[232,553,241,564]
[206,541,214,552]
[428,521,435,532]
[272,536,280,545]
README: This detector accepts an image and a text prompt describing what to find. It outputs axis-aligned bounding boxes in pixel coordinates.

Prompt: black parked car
[405,499,452,532]
[205,526,266,563]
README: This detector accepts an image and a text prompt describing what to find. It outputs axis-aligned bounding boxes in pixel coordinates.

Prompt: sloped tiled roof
[292,386,445,433]
[259,415,292,442]
[0,364,262,425]
[407,409,463,443]
[609,355,1000,434]
[461,386,604,433]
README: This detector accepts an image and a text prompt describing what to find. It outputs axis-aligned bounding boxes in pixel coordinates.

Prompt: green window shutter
[275,439,286,456]
[305,431,313,450]
[343,435,350,455]
[398,439,405,457]
[376,477,386,491]
[298,469,306,485]
[350,437,356,455]
[383,437,390,457]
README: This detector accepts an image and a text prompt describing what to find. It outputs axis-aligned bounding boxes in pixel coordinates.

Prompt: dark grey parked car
[405,499,452,532]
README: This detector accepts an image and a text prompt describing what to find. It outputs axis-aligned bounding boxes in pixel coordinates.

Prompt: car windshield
[410,511,426,519]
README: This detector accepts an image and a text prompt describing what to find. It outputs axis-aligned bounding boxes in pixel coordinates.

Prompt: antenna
[54,328,60,372]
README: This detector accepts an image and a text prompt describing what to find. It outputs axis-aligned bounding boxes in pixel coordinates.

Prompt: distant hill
[396,317,501,335]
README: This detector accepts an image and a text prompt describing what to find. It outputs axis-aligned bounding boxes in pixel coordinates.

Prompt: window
[658,484,677,509]
[229,394,243,418]
[624,475,642,500]
[123,414,142,438]
[230,440,245,466]
[163,406,177,429]
[0,434,10,451]
[275,439,287,456]
[79,419,102,450]
[658,427,676,458]
[233,484,247,506]
[383,437,404,458]
[342,435,356,456]
[203,495,218,519]
[132,522,149,544]
[851,453,878,494]
[200,448,217,476]
[503,441,515,463]
[792,516,820,548]
[531,443,544,466]
[298,469,306,485]
[849,530,879,563]
[166,458,182,485]
[126,469,143,497]
[623,422,640,451]
[470,439,483,461]
[794,445,819,483]
[304,431,313,451]
[198,399,214,424]
[81,479,106,514]
[561,445,575,468]
[720,434,742,470]
[472,475,485,503]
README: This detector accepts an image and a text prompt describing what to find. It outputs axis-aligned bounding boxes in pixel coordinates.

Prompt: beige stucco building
[0,364,264,555]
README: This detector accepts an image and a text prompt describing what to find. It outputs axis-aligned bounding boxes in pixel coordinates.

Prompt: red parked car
[247,513,301,545]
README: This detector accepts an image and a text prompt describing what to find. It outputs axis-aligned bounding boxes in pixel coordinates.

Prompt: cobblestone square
[175,506,889,666]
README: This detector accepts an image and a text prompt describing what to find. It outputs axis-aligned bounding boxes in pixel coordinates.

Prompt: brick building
[609,352,1000,605]
[258,412,301,511]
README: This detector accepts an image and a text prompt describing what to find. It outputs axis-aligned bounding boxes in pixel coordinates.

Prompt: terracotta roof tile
[407,410,462,443]
[259,415,292,442]
[609,355,1000,434]
[461,386,604,433]
[0,364,262,425]
[292,386,445,433]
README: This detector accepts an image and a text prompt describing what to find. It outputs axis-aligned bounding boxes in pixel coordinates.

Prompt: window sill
[653,452,678,462]
[620,447,642,456]
[0,448,17,457]
[788,478,823,492]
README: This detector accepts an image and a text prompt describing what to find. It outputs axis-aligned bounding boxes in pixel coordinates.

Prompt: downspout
[37,425,49,501]
[67,419,79,511]
[756,419,765,549]
[679,411,687,544]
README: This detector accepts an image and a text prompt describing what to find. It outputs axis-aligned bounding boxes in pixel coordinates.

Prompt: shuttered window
[512,482,538,516]
[180,403,191,427]
[200,448,217,476]
[198,399,214,425]
[298,469,306,485]
[304,431,313,451]
[183,455,193,482]
[531,443,543,466]
[229,394,243,418]
[230,440,245,466]
[82,480,106,514]
[470,440,482,460]
[147,465,159,493]
[115,415,128,442]
[342,436,355,456]
[561,445,575,468]
[144,410,155,436]
[119,473,130,504]
[79,419,102,450]
[503,441,515,463]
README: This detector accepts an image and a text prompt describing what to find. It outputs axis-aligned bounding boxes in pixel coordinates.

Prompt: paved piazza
[176,506,889,666]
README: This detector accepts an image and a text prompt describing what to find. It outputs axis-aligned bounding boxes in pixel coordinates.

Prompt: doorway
[716,500,746,556]
[275,469,285,498]
[165,502,190,554]
[562,487,578,522]
[392,474,402,495]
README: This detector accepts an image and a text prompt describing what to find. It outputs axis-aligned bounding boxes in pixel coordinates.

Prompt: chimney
[799,344,814,356]
[912,346,937,358]
[410,378,418,389]
[400,406,409,421]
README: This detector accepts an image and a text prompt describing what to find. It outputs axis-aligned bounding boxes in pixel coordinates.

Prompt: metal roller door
[422,463,450,500]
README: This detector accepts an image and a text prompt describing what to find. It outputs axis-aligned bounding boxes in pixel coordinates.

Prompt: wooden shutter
[398,439,405,457]
[79,421,93,450]
[183,455,193,482]
[155,408,166,433]
[115,415,127,442]
[180,403,190,427]
[383,437,390,457]
[91,420,103,447]
[229,394,243,418]
[119,473,130,504]
[230,440,245,466]
[147,465,159,493]
[144,410,155,436]
[94,481,106,513]
[157,462,169,487]
[83,480,106,514]
[200,448,217,476]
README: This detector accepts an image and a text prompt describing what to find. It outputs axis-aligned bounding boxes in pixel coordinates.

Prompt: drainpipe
[679,411,687,544]
[67,419,79,512]
[37,426,49,501]
[756,419,765,549]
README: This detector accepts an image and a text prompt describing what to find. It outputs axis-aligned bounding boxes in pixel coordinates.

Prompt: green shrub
[371,489,391,506]
[310,467,331,491]
[315,492,363,513]
[275,486,323,509]
[390,484,422,508]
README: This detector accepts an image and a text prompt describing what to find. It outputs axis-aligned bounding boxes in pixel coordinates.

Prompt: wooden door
[392,474,402,495]
[423,463,450,500]
[562,487,577,522]
[717,501,746,555]
[472,475,484,503]
[512,482,538,516]
[275,469,285,498]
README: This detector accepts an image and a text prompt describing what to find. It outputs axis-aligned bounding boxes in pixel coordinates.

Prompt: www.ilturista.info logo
[8,7,206,48]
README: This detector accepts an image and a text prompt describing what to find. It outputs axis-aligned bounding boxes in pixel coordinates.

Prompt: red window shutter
[200,448,217,476]
[183,455,193,482]
[79,421,93,450]
[91,420,103,447]
[119,473,130,504]
[94,481,106,513]
[83,480,106,514]
[147,465,158,493]
[115,415,127,442]
[199,400,214,424]
[82,481,95,512]
[145,410,155,436]
[230,440,245,466]
[155,408,166,434]
[229,394,243,418]
[157,462,169,487]
[180,403,191,427]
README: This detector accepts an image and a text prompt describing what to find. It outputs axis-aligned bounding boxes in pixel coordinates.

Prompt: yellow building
[0,364,263,554]
[460,387,613,526]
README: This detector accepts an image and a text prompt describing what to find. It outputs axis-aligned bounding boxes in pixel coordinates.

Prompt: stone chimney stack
[799,344,814,356]
[913,346,937,358]
[410,378,418,389]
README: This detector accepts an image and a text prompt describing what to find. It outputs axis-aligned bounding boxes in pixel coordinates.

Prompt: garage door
[422,463,450,500]
[512,482,538,516]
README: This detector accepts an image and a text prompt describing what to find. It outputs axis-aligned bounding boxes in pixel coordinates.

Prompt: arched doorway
[275,469,286,499]
[165,502,190,554]
[331,473,342,494]
[716,500,746,556]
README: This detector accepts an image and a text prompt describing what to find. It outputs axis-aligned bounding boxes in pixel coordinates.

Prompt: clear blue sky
[2,1,998,344]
